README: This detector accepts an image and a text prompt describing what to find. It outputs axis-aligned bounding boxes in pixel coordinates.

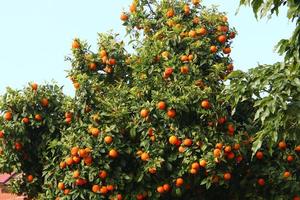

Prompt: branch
[146,0,155,15]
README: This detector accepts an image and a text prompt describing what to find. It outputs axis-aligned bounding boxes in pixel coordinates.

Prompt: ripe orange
[233,143,240,150]
[227,152,235,159]
[58,182,65,190]
[99,170,108,179]
[73,170,80,178]
[71,147,79,156]
[15,142,22,151]
[92,185,100,193]
[104,136,113,144]
[0,131,4,138]
[183,138,192,147]
[108,149,118,158]
[213,149,221,158]
[78,149,88,158]
[89,63,97,71]
[72,40,80,49]
[197,27,207,36]
[223,172,231,180]
[109,58,116,65]
[166,9,175,18]
[148,167,157,174]
[107,185,114,191]
[164,67,173,76]
[4,112,12,121]
[218,35,227,43]
[22,117,30,124]
[99,50,107,58]
[201,100,210,109]
[188,54,193,61]
[180,66,189,74]
[192,0,200,6]
[178,146,186,153]
[99,186,108,194]
[31,83,38,90]
[59,161,66,169]
[35,114,42,121]
[210,46,217,53]
[117,194,123,200]
[223,47,231,54]
[91,127,100,137]
[175,178,184,187]
[129,3,137,13]
[169,135,178,145]
[278,141,287,150]
[65,157,73,166]
[180,55,188,62]
[73,82,80,89]
[27,175,33,182]
[230,32,236,39]
[167,109,176,118]
[190,168,198,174]
[283,171,291,178]
[287,155,294,162]
[224,146,232,153]
[140,109,149,118]
[157,101,166,110]
[64,189,70,195]
[295,145,300,152]
[199,160,207,168]
[193,17,200,24]
[84,156,93,165]
[141,152,150,161]
[120,13,128,21]
[257,178,265,186]
[256,151,264,160]
[188,30,197,38]
[163,183,170,192]
[215,143,223,149]
[228,124,235,135]
[183,4,190,15]
[72,156,81,164]
[191,162,200,170]
[157,186,164,193]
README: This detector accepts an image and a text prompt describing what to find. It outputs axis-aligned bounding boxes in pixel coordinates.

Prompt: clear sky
[0,0,295,96]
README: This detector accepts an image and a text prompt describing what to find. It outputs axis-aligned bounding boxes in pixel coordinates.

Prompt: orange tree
[0,0,299,199]
[0,84,70,198]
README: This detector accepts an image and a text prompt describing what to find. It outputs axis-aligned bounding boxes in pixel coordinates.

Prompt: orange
[0,131,4,138]
[58,182,65,190]
[4,112,12,121]
[73,82,80,89]
[190,168,198,174]
[233,143,240,150]
[91,127,100,137]
[78,149,88,158]
[65,157,73,166]
[59,161,66,169]
[72,156,81,164]
[31,83,38,90]
[191,162,200,170]
[222,16,228,22]
[92,185,100,193]
[224,146,232,153]
[180,66,189,74]
[278,141,287,150]
[188,30,197,38]
[201,100,210,109]
[223,172,231,180]
[196,27,207,36]
[287,155,294,162]
[71,147,79,156]
[257,178,265,186]
[230,32,236,39]
[104,136,113,144]
[35,114,42,121]
[72,40,80,49]
[166,9,175,18]
[193,17,200,24]
[199,160,207,168]
[256,151,263,160]
[73,170,80,178]
[99,186,108,194]
[89,63,97,71]
[84,156,93,165]
[210,46,217,53]
[183,138,192,147]
[120,13,128,21]
[22,117,30,124]
[175,178,184,187]
[141,152,150,161]
[108,149,118,158]
[218,35,227,43]
[215,143,223,149]
[213,149,221,158]
[188,54,193,61]
[117,194,123,200]
[163,184,170,192]
[140,109,149,118]
[167,109,176,118]
[227,152,235,159]
[178,146,185,153]
[157,186,164,193]
[283,171,291,178]
[180,55,188,62]
[107,185,114,191]
[109,58,116,65]
[192,0,200,5]
[294,145,300,152]
[129,3,137,13]
[169,135,178,145]
[223,47,231,54]
[164,67,173,76]
[27,175,33,182]
[99,170,107,179]
[157,101,166,110]
[148,167,157,174]
[64,189,70,195]
[183,4,190,15]
[99,50,107,58]
[15,142,22,151]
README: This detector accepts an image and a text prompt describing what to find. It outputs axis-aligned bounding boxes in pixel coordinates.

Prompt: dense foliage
[0,0,299,199]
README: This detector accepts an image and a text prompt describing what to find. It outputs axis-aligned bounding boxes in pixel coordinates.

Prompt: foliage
[0,0,299,199]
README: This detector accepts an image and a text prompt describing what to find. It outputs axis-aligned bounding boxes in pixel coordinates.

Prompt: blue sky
[0,0,295,95]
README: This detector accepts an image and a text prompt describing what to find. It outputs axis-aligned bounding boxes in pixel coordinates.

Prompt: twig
[146,0,155,15]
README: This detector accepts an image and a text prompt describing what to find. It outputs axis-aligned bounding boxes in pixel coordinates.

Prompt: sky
[0,0,295,96]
